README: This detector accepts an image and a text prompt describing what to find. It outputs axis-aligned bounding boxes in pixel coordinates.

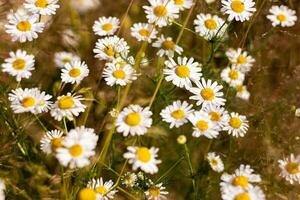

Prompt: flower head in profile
[207,152,224,172]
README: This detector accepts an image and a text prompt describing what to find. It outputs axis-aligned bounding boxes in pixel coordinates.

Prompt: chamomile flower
[54,52,80,68]
[5,12,44,43]
[160,100,194,128]
[235,85,250,101]
[189,111,220,138]
[9,88,52,114]
[2,49,35,81]
[94,36,130,60]
[202,105,229,131]
[278,154,300,184]
[221,66,245,87]
[207,152,224,172]
[50,93,86,121]
[123,146,161,174]
[122,172,138,188]
[226,48,255,73]
[172,0,193,10]
[40,129,64,154]
[267,5,297,27]
[145,183,168,200]
[24,0,60,16]
[93,16,120,36]
[221,0,256,22]
[102,62,137,86]
[131,23,158,43]
[143,0,179,27]
[224,112,249,137]
[152,35,183,57]
[194,13,228,40]
[163,56,202,89]
[56,126,98,168]
[220,164,261,190]
[61,60,89,84]
[221,185,265,200]
[189,78,226,107]
[116,105,153,137]
[87,178,118,200]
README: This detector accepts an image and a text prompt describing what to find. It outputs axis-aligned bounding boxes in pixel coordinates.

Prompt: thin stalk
[63,117,68,133]
[156,156,184,183]
[34,114,48,132]
[184,144,197,199]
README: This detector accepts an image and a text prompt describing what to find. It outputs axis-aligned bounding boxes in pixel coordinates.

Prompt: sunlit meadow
[0,0,300,199]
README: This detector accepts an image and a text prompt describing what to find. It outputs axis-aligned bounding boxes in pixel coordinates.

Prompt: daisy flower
[87,178,118,200]
[223,112,249,137]
[220,164,261,190]
[50,93,86,121]
[24,0,60,16]
[221,185,265,200]
[61,60,89,84]
[163,56,202,89]
[54,51,80,68]
[122,172,138,188]
[5,12,44,43]
[116,105,153,137]
[8,88,52,114]
[160,100,194,128]
[172,0,193,11]
[194,13,228,40]
[202,105,229,131]
[40,129,64,154]
[93,16,120,36]
[94,36,130,60]
[226,48,255,73]
[102,61,137,86]
[267,5,297,27]
[145,183,168,200]
[56,126,98,168]
[2,49,35,81]
[207,152,224,172]
[152,35,183,57]
[189,78,226,107]
[188,111,220,138]
[221,0,256,22]
[123,146,161,174]
[235,85,250,101]
[278,154,300,184]
[130,23,158,43]
[143,0,179,27]
[221,66,245,87]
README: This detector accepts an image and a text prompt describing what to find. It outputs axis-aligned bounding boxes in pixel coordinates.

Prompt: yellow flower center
[211,159,218,166]
[162,40,175,50]
[149,186,161,197]
[285,162,300,174]
[171,109,185,119]
[236,85,244,92]
[174,0,184,5]
[209,112,221,121]
[51,137,63,150]
[69,68,81,78]
[58,96,75,109]
[35,0,48,8]
[230,0,245,13]
[139,29,150,37]
[228,70,239,80]
[125,112,141,126]
[229,117,242,129]
[233,176,248,188]
[95,186,108,195]
[17,21,31,32]
[78,188,97,200]
[105,45,115,57]
[102,23,113,31]
[21,97,36,108]
[204,19,217,30]
[175,65,190,78]
[200,88,215,101]
[237,55,247,64]
[277,14,287,22]
[136,147,151,163]
[153,5,167,17]
[12,59,26,70]
[69,144,83,157]
[196,120,208,131]
[113,69,126,79]
[235,192,251,200]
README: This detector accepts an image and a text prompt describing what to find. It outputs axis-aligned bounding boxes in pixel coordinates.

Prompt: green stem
[184,144,197,199]
[34,114,48,132]
[156,156,184,183]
